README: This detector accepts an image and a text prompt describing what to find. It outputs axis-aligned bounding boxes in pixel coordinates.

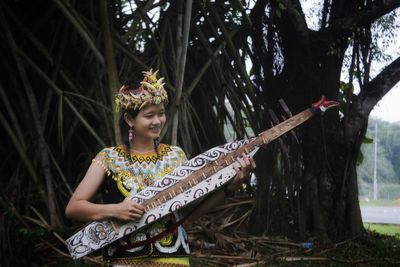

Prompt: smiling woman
[65,69,256,266]
[65,70,192,266]
[125,103,166,148]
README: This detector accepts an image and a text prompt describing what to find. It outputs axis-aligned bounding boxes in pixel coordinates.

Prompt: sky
[371,83,400,123]
[368,34,400,123]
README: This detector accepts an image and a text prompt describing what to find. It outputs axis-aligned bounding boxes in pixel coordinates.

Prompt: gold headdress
[115,69,168,111]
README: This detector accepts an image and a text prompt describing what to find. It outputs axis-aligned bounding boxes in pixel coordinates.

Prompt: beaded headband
[115,69,168,111]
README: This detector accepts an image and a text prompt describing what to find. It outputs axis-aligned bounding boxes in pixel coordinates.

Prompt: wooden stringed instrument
[65,96,338,259]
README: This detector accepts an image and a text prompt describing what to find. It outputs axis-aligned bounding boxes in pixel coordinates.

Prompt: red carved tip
[312,96,339,112]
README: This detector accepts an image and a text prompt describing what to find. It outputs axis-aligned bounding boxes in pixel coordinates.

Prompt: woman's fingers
[241,153,251,166]
[129,206,144,215]
[129,211,143,219]
[129,203,145,220]
[232,161,241,170]
[131,201,145,212]
[231,153,256,184]
[235,154,254,171]
[117,200,146,221]
[129,201,145,216]
[250,157,256,168]
[235,153,247,168]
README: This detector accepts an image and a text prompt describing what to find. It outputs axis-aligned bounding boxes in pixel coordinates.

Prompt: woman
[65,69,255,266]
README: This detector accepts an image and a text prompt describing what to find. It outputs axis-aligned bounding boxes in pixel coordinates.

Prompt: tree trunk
[171,0,192,146]
[0,9,61,228]
[100,0,120,145]
[248,0,400,243]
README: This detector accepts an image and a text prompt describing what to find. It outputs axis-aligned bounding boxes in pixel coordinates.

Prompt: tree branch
[278,0,310,42]
[249,0,269,79]
[249,0,268,22]
[346,56,400,142]
[359,55,400,113]
[322,0,400,40]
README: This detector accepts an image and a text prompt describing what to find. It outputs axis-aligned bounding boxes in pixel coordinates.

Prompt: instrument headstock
[312,96,339,112]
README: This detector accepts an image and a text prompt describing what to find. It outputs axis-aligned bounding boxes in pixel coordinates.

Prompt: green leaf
[363,136,374,144]
[357,150,365,166]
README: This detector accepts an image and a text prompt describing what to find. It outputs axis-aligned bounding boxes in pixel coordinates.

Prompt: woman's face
[130,103,166,141]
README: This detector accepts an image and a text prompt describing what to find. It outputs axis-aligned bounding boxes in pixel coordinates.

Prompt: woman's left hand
[228,153,256,192]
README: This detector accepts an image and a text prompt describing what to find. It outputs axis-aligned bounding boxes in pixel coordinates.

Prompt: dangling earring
[154,137,160,148]
[154,137,160,159]
[128,126,135,142]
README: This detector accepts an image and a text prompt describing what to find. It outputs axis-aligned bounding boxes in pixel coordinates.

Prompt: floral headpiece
[115,69,168,111]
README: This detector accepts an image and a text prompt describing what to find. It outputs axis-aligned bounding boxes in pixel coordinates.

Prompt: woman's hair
[119,108,140,151]
[117,74,167,158]
[118,83,162,158]
[119,81,141,151]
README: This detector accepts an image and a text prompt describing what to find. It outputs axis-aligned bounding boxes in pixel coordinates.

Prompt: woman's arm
[65,162,145,222]
[186,153,256,223]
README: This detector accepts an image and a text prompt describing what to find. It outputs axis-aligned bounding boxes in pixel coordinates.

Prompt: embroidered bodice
[94,144,186,197]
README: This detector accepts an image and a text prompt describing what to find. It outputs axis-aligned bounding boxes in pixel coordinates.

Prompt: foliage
[357,117,400,193]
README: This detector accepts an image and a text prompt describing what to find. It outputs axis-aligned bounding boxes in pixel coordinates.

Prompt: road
[361,206,400,224]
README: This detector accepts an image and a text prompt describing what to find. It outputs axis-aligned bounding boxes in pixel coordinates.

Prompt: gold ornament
[115,69,168,111]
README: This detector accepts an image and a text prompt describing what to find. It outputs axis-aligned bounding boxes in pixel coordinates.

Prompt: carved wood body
[66,97,336,259]
[66,138,258,259]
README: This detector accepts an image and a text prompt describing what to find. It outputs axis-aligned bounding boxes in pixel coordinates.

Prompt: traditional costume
[94,145,190,266]
[99,70,190,266]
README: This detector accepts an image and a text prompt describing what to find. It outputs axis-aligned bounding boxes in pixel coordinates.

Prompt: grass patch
[359,199,400,207]
[364,223,400,238]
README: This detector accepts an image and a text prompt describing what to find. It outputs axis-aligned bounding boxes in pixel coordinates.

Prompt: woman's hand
[65,162,146,222]
[112,199,146,221]
[228,153,256,193]
[186,153,256,222]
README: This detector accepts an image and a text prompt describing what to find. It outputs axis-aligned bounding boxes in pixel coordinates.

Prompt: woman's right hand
[113,199,146,221]
[66,162,146,222]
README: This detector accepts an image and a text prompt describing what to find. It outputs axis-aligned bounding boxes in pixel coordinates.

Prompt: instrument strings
[142,107,315,212]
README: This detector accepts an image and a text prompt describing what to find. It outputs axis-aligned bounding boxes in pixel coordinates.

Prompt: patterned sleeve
[92,148,112,176]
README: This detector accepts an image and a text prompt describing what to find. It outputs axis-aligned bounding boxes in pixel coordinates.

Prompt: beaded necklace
[114,145,172,197]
